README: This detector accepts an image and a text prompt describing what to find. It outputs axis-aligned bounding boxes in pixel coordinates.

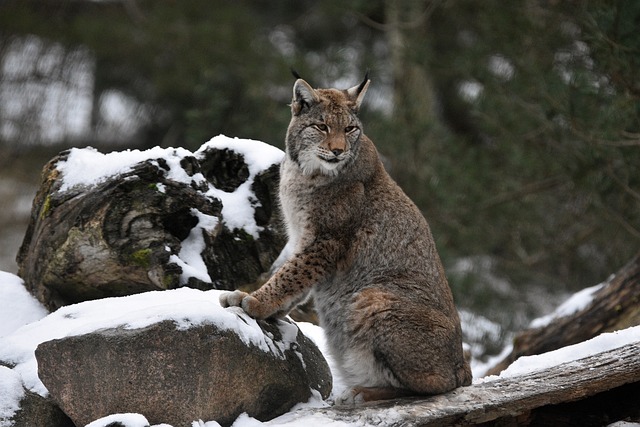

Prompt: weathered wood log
[486,252,640,376]
[282,341,640,426]
[17,142,286,311]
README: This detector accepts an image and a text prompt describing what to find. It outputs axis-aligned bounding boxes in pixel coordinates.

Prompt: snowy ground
[1,136,639,426]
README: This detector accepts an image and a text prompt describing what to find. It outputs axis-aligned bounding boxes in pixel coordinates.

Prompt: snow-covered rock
[17,136,286,311]
[1,288,330,427]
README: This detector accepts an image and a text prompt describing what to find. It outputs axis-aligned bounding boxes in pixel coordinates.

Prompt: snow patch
[57,146,198,192]
[85,413,151,427]
[172,209,219,284]
[0,366,24,427]
[196,135,284,238]
[477,325,640,383]
[528,283,604,329]
[197,135,284,175]
[0,272,48,338]
[297,322,347,400]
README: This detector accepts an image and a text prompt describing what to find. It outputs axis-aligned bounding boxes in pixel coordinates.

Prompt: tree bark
[486,252,640,376]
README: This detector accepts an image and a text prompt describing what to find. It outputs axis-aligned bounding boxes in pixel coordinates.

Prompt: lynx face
[286,79,370,177]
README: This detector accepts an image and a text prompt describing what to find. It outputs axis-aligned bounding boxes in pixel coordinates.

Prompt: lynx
[220,75,472,404]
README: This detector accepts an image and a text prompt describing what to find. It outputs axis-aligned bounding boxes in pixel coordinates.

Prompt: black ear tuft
[291,68,302,80]
[346,71,371,111]
[357,70,370,94]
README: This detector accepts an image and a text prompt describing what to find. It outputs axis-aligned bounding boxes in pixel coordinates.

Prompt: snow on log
[486,252,640,376]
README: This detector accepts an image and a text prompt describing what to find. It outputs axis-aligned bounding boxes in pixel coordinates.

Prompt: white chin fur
[298,152,343,176]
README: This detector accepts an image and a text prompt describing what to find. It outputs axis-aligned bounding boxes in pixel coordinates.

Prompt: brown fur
[220,77,472,404]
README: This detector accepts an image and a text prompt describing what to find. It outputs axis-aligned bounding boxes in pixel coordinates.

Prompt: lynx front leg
[219,239,342,319]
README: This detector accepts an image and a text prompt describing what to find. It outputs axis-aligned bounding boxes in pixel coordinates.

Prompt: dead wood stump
[17,141,286,311]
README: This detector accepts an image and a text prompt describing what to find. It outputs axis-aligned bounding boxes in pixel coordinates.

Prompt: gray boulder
[36,318,332,427]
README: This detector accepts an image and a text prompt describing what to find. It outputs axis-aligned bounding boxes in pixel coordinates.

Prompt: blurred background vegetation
[1,0,638,358]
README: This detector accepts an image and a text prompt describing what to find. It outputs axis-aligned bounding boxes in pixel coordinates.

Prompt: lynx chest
[279,159,316,251]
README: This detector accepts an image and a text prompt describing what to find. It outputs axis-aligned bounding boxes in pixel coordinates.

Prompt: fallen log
[486,252,640,376]
[282,340,640,426]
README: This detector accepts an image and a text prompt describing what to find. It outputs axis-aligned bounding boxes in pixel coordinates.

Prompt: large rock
[35,315,331,427]
[17,136,286,310]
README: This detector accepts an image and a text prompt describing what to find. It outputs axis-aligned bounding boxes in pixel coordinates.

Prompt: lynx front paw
[219,291,269,319]
[219,290,249,308]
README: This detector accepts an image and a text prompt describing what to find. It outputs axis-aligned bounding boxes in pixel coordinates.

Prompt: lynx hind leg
[343,288,468,403]
[336,386,412,405]
[375,309,470,396]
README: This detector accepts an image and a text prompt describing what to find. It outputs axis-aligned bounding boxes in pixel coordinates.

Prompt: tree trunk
[383,0,451,210]
[386,0,439,128]
[486,252,640,376]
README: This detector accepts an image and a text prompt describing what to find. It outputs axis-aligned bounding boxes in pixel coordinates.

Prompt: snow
[0,272,48,338]
[85,413,152,427]
[197,135,284,177]
[0,286,313,397]
[528,282,604,329]
[476,325,640,384]
[230,411,352,427]
[459,309,506,377]
[57,145,197,192]
[0,367,24,427]
[171,209,220,283]
[2,270,638,427]
[498,325,640,379]
[195,135,284,238]
[297,322,347,400]
[458,80,483,102]
[0,270,345,426]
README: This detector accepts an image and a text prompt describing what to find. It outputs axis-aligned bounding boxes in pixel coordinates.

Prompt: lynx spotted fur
[220,76,472,404]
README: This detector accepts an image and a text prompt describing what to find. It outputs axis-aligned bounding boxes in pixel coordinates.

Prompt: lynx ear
[346,73,371,112]
[292,79,319,115]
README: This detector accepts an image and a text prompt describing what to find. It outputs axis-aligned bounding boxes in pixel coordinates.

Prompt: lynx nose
[331,148,344,156]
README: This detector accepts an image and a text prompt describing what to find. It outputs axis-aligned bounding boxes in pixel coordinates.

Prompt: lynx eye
[313,123,329,132]
[345,125,358,133]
